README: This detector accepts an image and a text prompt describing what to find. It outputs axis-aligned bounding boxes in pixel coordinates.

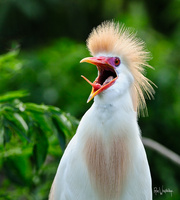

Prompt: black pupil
[115,58,119,66]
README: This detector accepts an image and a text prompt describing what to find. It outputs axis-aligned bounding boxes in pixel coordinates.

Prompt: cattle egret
[49,21,154,200]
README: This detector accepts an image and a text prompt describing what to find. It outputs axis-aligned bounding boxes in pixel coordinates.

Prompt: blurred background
[0,0,180,199]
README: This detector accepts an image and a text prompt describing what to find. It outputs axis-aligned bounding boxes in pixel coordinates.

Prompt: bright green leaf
[0,91,29,103]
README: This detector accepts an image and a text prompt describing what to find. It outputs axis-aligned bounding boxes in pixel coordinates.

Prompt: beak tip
[80,57,93,64]
[87,95,92,103]
[80,58,87,63]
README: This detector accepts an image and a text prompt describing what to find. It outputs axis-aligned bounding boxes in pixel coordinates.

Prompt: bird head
[80,21,155,115]
[80,55,133,103]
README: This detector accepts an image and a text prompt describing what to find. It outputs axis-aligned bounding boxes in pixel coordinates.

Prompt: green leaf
[13,113,28,132]
[0,126,4,146]
[32,127,48,170]
[0,50,19,63]
[65,113,79,134]
[52,116,66,151]
[28,111,52,135]
[0,49,23,73]
[3,126,12,144]
[3,112,29,142]
[25,103,50,114]
[0,91,29,103]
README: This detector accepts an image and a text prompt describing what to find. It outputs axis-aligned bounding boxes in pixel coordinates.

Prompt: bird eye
[114,57,120,67]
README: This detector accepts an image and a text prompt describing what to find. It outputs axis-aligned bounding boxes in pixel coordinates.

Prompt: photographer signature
[154,186,173,197]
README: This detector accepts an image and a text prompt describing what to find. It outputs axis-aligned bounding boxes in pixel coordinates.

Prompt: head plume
[86,21,155,116]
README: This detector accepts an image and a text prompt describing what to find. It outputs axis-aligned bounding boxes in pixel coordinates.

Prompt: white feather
[49,89,152,200]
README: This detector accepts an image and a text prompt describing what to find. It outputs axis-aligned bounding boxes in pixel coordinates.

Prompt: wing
[48,133,99,200]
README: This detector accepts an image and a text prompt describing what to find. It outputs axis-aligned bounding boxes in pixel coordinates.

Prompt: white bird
[49,21,154,200]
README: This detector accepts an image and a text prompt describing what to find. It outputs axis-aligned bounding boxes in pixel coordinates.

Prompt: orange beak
[80,56,118,103]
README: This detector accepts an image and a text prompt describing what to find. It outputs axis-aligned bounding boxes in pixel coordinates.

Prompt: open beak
[80,56,118,102]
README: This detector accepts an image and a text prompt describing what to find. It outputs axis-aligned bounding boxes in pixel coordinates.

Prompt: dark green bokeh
[0,0,179,199]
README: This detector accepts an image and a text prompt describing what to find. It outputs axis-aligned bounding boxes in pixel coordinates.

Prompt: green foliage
[0,49,22,78]
[0,51,79,199]
[0,90,78,199]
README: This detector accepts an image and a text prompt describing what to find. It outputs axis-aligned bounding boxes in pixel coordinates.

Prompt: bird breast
[84,133,130,200]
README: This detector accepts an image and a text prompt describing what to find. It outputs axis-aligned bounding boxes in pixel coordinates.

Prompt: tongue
[103,76,114,86]
[81,75,114,92]
[94,76,114,90]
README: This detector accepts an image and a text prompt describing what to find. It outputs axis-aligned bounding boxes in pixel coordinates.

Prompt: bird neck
[93,89,136,118]
[86,89,138,141]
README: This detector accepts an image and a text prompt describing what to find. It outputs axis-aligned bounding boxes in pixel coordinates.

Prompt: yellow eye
[114,57,120,67]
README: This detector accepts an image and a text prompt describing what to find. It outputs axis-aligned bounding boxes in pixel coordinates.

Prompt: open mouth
[80,57,118,102]
[92,66,117,91]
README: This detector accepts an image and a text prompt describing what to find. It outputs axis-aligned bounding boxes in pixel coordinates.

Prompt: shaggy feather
[87,21,155,115]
